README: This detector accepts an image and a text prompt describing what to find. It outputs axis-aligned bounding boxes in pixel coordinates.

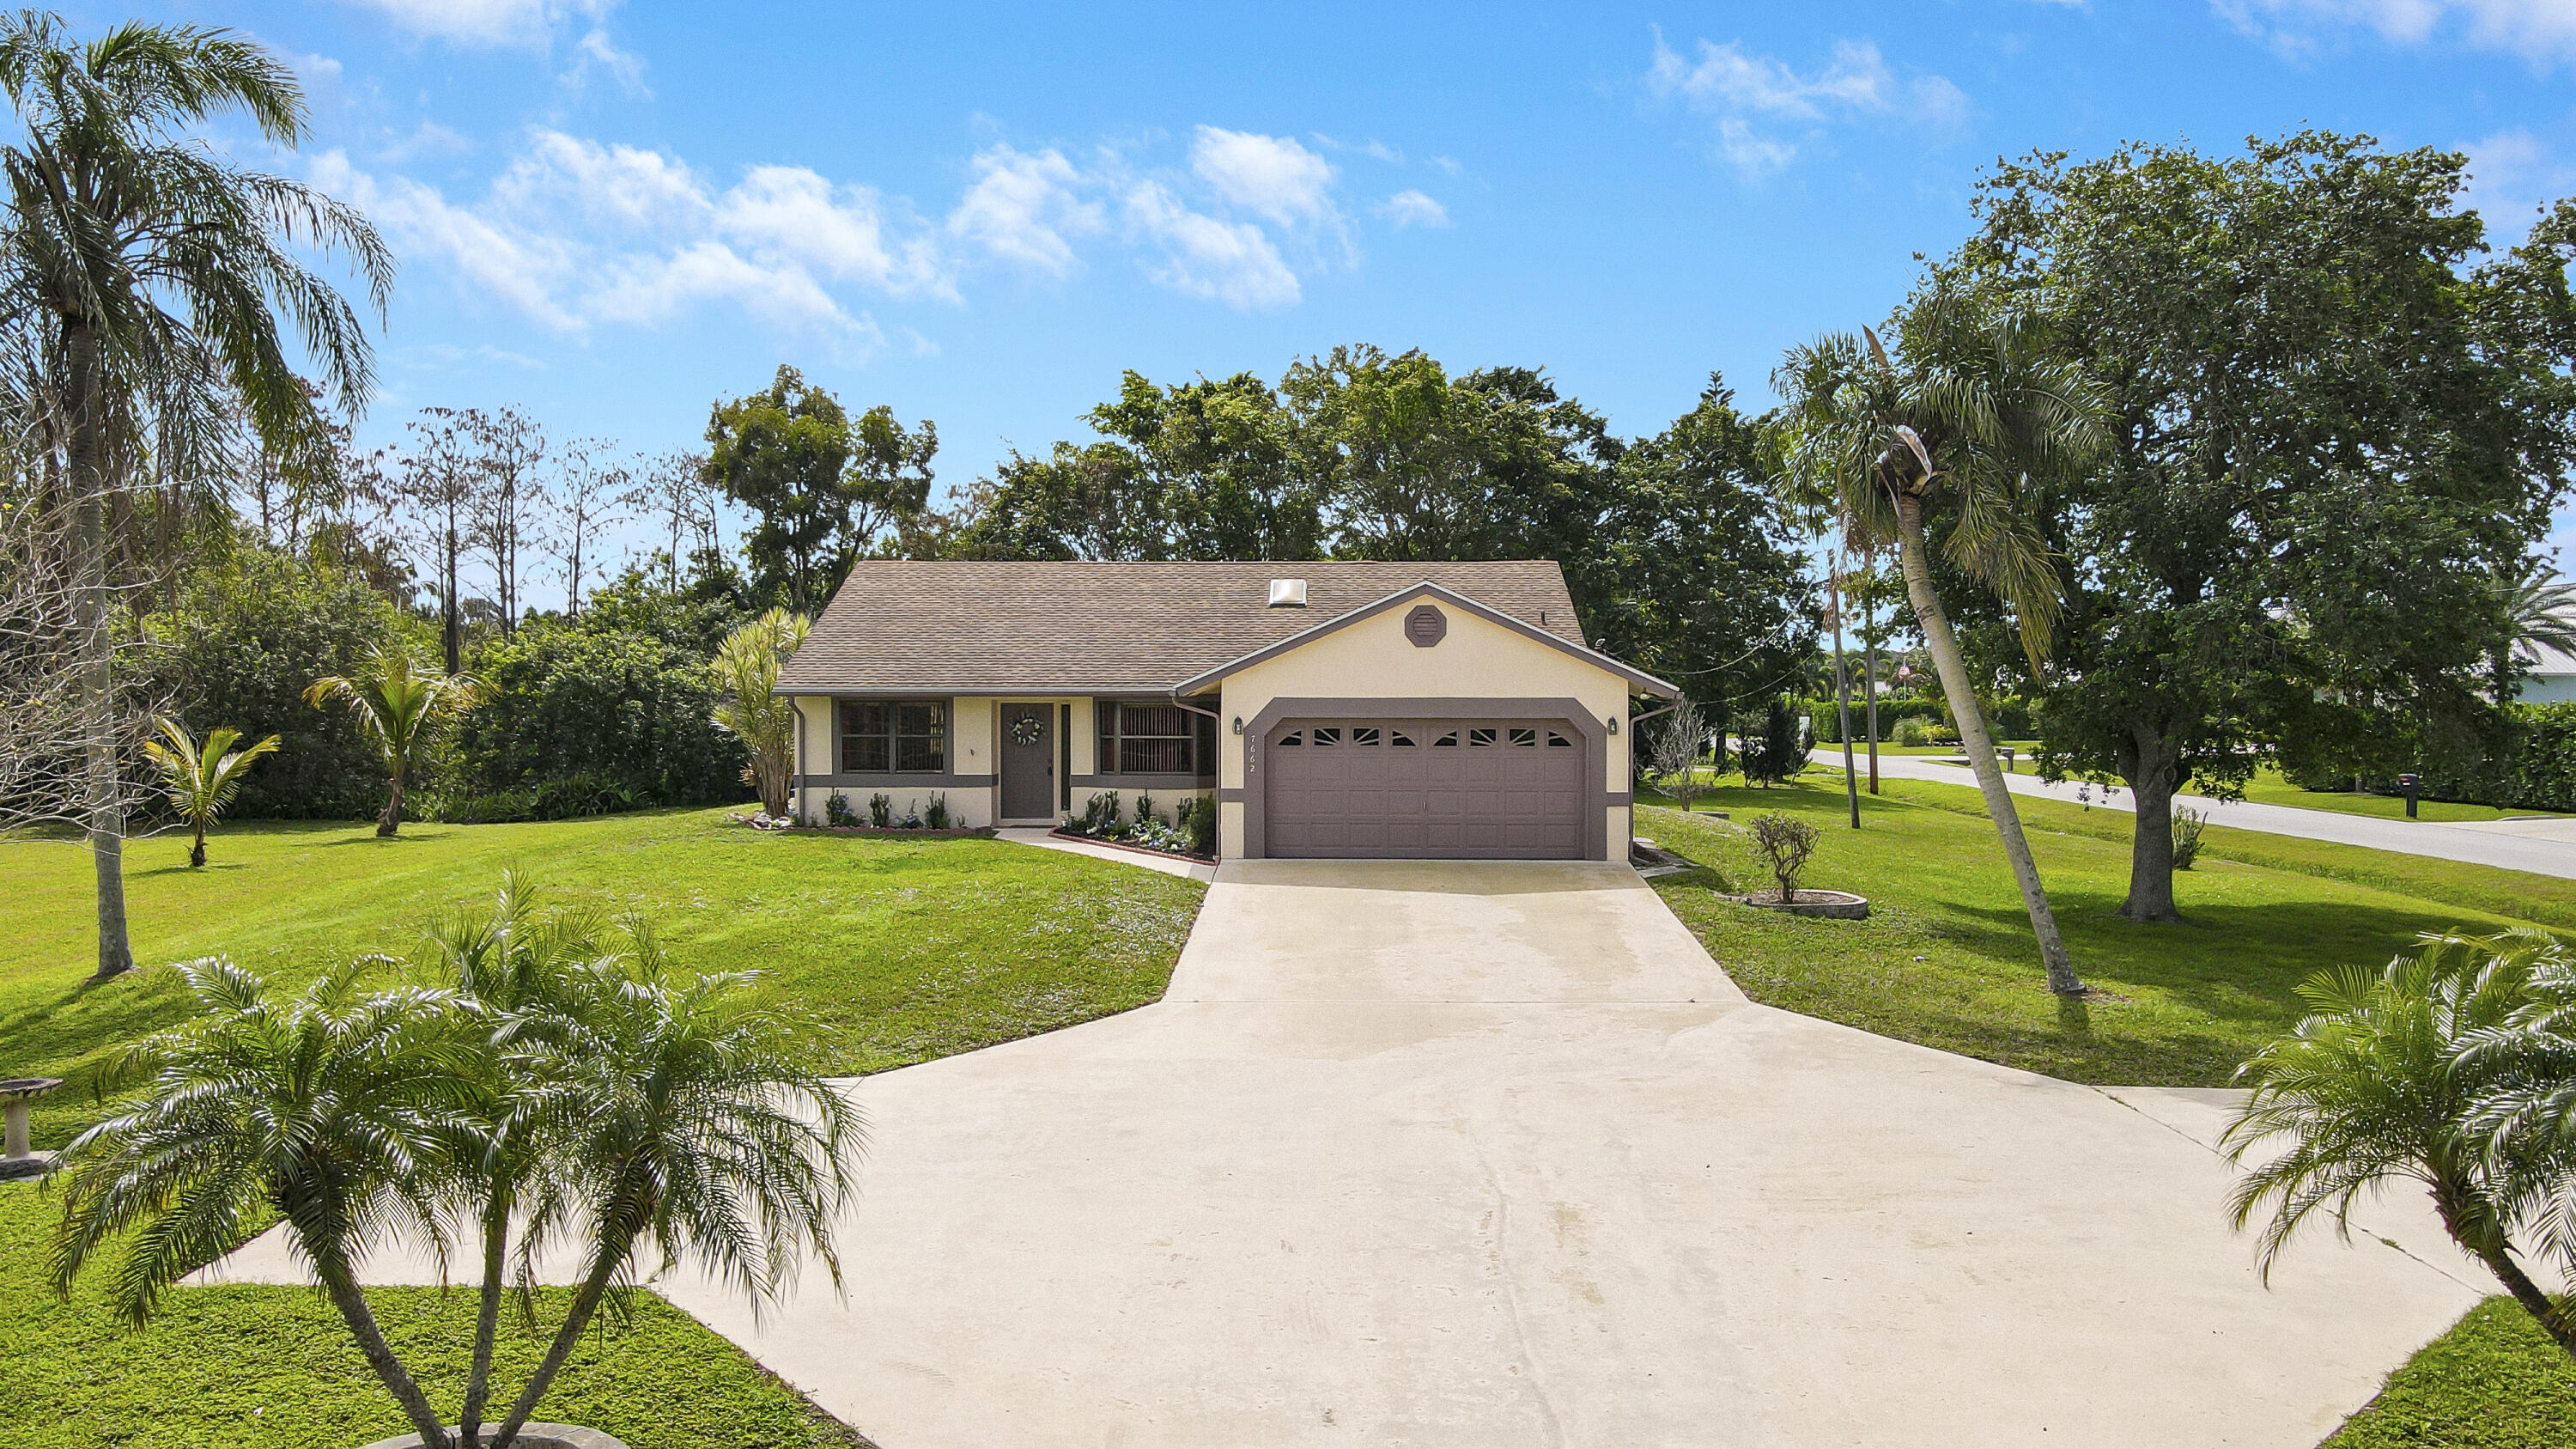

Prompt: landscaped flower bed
[1057,790,1218,861]
[1048,827,1212,864]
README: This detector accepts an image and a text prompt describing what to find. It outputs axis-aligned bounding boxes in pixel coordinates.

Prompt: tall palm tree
[305,647,481,837]
[0,14,391,977]
[713,606,810,817]
[2226,930,2576,1360]
[141,715,278,867]
[50,959,477,1444]
[1775,289,2105,995]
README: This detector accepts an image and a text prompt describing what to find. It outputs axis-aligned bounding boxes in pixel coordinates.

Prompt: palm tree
[0,15,390,977]
[50,959,477,1445]
[305,647,481,837]
[478,918,862,1448]
[141,715,278,867]
[52,885,865,1449]
[713,606,810,817]
[1775,289,2105,995]
[2502,566,2576,665]
[2225,930,2576,1361]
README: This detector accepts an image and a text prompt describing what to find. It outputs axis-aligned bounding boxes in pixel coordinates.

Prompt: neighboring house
[775,560,1678,860]
[2521,636,2576,704]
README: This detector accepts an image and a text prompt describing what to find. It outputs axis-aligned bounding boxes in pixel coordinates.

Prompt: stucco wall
[1212,599,1636,859]
[787,694,1003,829]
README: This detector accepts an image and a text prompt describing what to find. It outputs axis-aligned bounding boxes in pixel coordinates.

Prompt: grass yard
[1,807,1203,1449]
[2223,764,2572,824]
[2319,1299,2576,1448]
[2,807,1205,1149]
[0,1180,868,1449]
[1641,772,2575,1086]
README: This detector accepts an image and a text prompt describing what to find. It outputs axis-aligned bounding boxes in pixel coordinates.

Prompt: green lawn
[3,808,1205,1149]
[0,1179,868,1449]
[1641,772,2573,1086]
[2,807,1202,1449]
[2224,764,2572,823]
[2320,1299,2576,1447]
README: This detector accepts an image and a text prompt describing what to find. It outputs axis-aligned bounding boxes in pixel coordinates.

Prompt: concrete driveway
[206,860,2486,1446]
[671,861,2477,1448]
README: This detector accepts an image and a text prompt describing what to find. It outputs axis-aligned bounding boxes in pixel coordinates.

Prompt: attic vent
[1267,577,1308,608]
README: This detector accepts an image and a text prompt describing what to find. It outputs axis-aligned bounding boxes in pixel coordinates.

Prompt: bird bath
[0,1076,63,1179]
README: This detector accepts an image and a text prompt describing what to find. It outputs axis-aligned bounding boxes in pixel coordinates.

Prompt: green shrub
[868,793,892,828]
[446,620,746,810]
[1183,795,1217,856]
[924,792,951,830]
[825,792,858,827]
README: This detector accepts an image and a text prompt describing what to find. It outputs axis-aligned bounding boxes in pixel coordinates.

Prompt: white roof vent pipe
[1267,577,1308,608]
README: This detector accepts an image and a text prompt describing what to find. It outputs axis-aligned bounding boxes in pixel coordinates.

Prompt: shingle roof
[778,560,1589,694]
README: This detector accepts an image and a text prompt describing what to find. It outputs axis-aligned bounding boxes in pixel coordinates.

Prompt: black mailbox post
[2397,772,2421,819]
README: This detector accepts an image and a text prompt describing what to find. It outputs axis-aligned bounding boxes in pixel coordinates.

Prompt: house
[2521,636,2576,704]
[775,560,1679,860]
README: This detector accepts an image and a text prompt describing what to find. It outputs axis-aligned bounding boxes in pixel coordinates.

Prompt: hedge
[1805,695,2033,745]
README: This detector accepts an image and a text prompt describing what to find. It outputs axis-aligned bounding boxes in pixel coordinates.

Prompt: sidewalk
[1835,751,2576,880]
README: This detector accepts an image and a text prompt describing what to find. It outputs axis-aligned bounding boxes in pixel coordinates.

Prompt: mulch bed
[1047,829,1215,865]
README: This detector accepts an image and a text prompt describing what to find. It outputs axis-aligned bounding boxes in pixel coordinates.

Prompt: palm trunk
[492,1229,632,1449]
[459,1192,511,1448]
[2119,722,2184,923]
[190,821,206,869]
[1863,584,1882,795]
[380,761,405,837]
[2480,1240,2576,1361]
[1893,494,2085,995]
[315,1254,453,1448]
[1831,545,1859,829]
[67,325,133,980]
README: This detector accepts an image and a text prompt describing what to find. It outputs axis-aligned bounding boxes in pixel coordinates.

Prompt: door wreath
[1008,715,1045,747]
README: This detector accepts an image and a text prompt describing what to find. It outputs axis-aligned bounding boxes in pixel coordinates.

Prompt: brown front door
[999,703,1054,820]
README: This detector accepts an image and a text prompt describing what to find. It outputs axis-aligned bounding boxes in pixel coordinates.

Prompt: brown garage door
[1263,717,1586,859]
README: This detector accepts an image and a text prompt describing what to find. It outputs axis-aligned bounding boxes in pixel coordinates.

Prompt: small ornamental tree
[1643,697,1710,813]
[1747,813,1820,903]
[711,607,808,817]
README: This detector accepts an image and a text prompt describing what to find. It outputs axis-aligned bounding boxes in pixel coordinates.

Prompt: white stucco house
[773,560,1679,861]
[2520,636,2576,704]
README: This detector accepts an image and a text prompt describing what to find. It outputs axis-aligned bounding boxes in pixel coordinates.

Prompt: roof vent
[1267,577,1308,608]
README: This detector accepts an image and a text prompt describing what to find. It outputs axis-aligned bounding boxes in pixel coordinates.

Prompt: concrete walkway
[209,861,2484,1448]
[1846,751,2576,879]
[995,825,1218,881]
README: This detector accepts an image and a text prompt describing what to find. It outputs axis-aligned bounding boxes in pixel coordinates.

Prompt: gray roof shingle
[777,559,1587,693]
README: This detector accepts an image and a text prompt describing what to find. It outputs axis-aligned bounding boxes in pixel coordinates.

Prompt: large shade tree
[1776,289,2107,996]
[1941,133,2576,922]
[703,365,933,612]
[0,14,388,977]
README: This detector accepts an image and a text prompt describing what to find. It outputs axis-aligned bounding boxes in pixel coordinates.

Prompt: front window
[840,700,946,773]
[1097,701,1215,775]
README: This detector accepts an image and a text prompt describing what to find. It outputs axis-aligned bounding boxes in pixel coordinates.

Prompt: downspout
[793,700,806,824]
[1170,690,1226,853]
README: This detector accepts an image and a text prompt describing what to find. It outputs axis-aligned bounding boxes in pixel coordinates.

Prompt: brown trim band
[1216,787,1247,802]
[805,772,997,790]
[1238,697,1612,861]
[1606,792,1632,807]
[1071,773,1217,791]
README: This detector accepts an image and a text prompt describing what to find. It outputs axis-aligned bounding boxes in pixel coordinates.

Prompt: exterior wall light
[1232,716,1244,734]
[1607,715,1619,734]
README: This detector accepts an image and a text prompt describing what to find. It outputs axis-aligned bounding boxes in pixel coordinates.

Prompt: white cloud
[343,0,612,47]
[567,27,650,97]
[1121,180,1301,309]
[946,144,1103,275]
[1190,126,1340,228]
[1644,31,1966,176]
[326,120,1386,334]
[1377,189,1450,228]
[2216,0,2576,62]
[375,120,473,164]
[2461,128,2576,241]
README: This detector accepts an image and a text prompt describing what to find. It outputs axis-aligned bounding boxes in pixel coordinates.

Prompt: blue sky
[108,0,2576,592]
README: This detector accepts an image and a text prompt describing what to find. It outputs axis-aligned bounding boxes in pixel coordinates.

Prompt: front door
[999,703,1054,820]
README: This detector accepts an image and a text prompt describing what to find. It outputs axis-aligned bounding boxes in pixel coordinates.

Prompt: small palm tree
[1776,286,2105,990]
[51,960,477,1443]
[305,647,481,837]
[2502,566,2576,662]
[713,607,810,817]
[52,883,864,1449]
[141,716,279,867]
[2225,930,2576,1360]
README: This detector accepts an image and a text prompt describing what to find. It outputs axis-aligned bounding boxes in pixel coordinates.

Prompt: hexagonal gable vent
[1405,603,1447,647]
